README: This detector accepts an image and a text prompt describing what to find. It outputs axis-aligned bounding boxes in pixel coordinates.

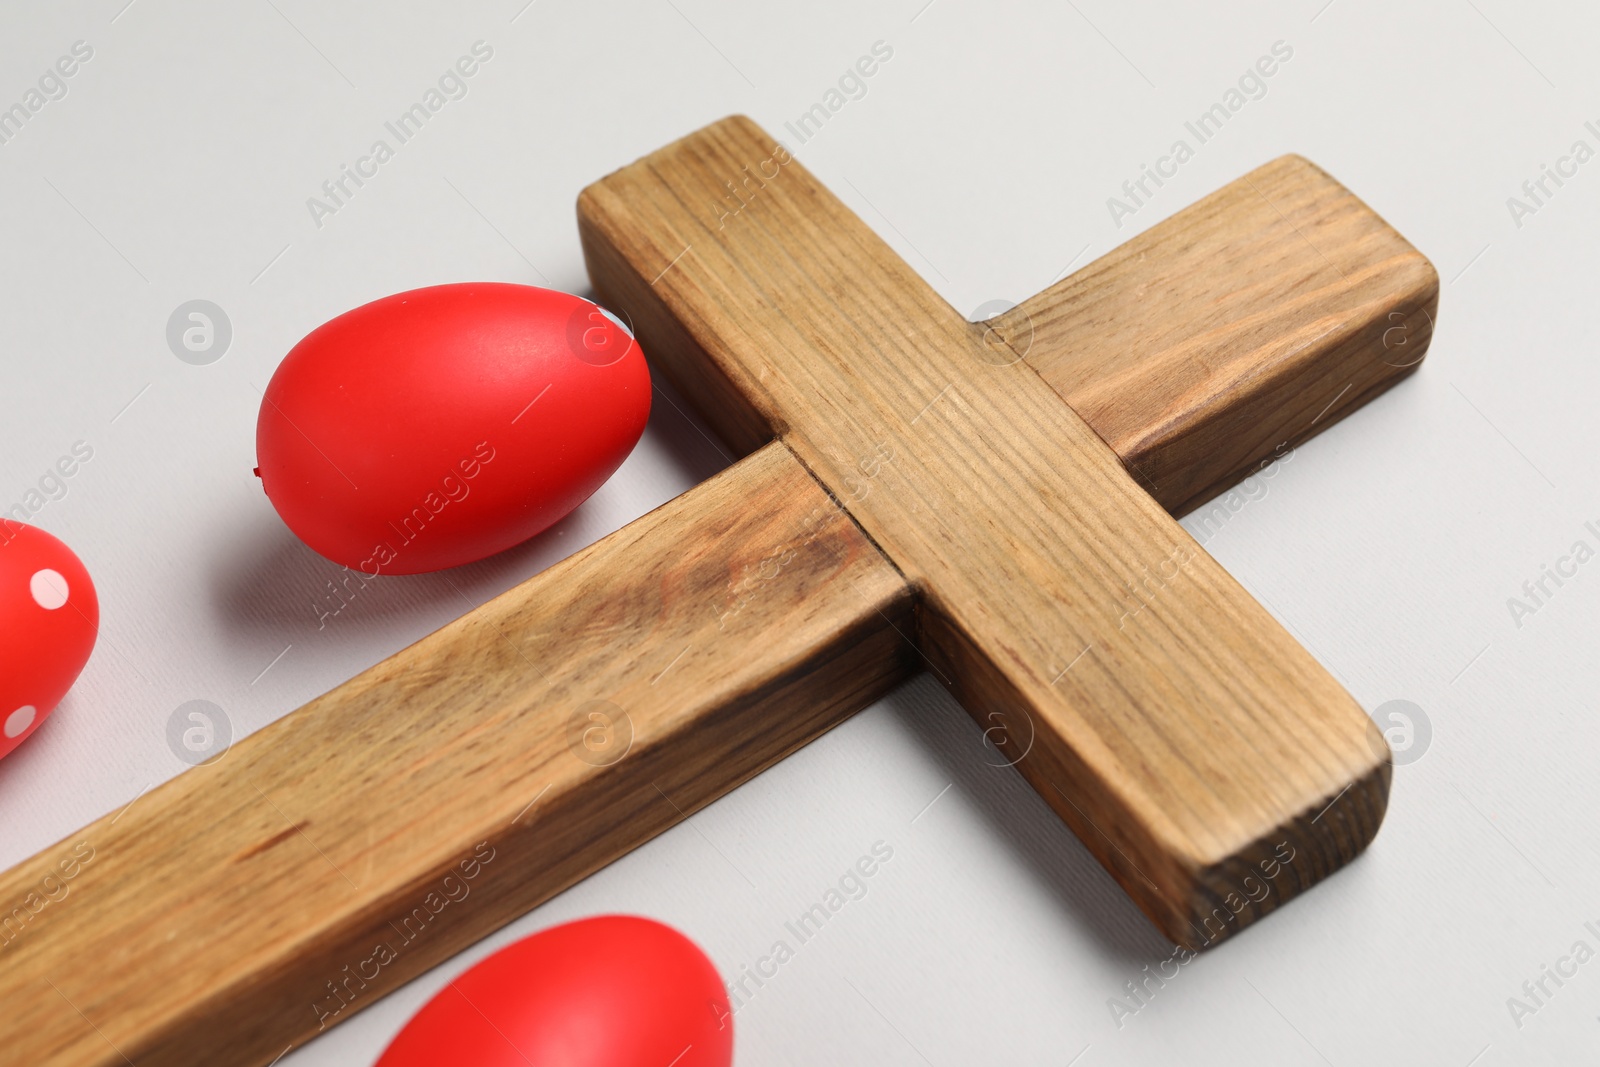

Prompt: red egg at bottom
[0,522,98,760]
[376,915,732,1067]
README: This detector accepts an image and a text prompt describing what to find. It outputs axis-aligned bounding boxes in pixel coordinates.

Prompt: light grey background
[0,0,1591,1063]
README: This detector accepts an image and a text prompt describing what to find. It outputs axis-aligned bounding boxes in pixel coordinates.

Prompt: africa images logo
[0,40,94,148]
[1105,40,1294,228]
[306,42,494,229]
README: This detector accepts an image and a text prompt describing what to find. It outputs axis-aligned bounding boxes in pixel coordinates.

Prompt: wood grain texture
[994,153,1438,516]
[578,115,1391,950]
[0,113,1437,1065]
[0,441,914,1067]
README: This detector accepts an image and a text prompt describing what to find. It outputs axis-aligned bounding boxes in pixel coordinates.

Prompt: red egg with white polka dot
[0,521,97,759]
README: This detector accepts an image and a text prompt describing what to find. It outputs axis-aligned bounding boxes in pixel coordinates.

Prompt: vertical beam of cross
[579,116,1395,945]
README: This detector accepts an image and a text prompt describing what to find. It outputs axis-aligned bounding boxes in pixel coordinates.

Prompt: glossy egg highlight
[375,915,733,1067]
[256,283,650,574]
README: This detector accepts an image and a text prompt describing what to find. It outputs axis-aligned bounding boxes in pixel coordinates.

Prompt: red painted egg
[0,521,97,759]
[376,915,733,1067]
[256,283,650,575]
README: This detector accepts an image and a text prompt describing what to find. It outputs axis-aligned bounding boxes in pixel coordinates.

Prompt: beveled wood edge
[991,152,1440,516]
[915,596,1391,948]
[1183,751,1390,950]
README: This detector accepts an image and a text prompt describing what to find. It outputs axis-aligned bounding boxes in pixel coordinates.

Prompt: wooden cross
[0,116,1436,1066]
